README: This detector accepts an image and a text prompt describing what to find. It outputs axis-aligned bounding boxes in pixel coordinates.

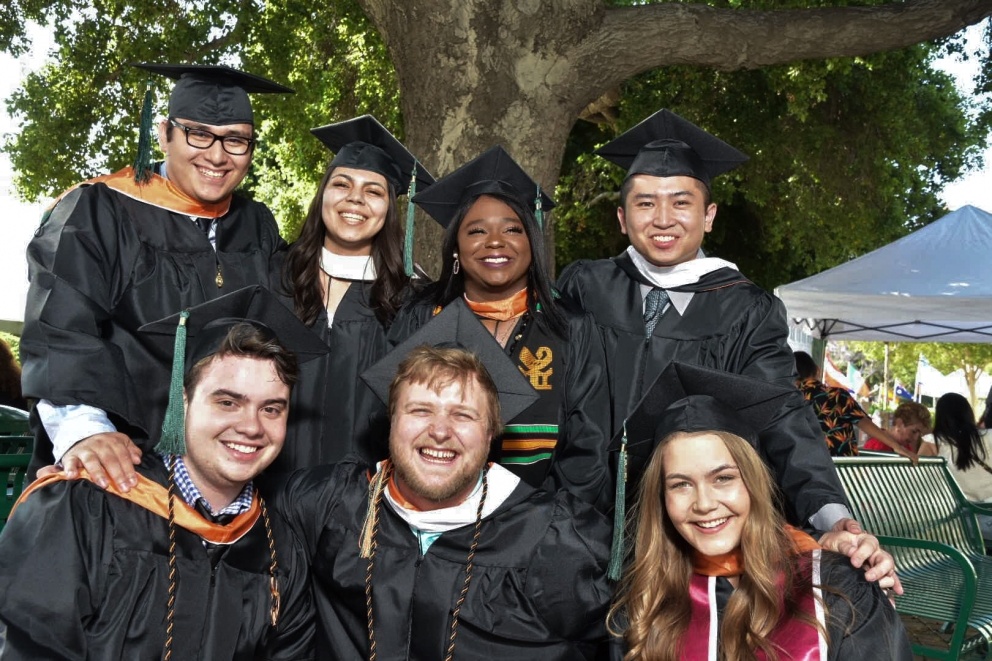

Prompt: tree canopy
[836,341,992,410]
[2,0,991,285]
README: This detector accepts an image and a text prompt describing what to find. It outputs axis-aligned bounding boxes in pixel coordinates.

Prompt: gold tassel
[359,462,390,559]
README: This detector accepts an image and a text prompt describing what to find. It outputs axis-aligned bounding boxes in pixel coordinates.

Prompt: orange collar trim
[16,469,260,544]
[386,474,422,512]
[375,460,496,512]
[691,525,821,576]
[52,166,232,218]
[463,288,528,322]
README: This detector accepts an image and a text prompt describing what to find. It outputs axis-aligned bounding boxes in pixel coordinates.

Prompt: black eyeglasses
[168,119,256,156]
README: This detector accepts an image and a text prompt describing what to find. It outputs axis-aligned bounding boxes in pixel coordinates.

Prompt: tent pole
[883,342,890,411]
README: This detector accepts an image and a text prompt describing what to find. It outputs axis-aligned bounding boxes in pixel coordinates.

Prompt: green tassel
[607,422,629,581]
[403,161,418,277]
[534,184,544,230]
[132,82,155,184]
[155,309,190,455]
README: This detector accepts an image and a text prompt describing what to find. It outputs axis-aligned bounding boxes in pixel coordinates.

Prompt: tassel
[154,310,190,455]
[403,161,418,277]
[359,462,390,558]
[132,82,155,184]
[534,184,544,230]
[607,422,629,581]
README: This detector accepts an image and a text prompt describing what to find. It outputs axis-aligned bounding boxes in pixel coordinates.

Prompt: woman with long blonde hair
[608,365,911,660]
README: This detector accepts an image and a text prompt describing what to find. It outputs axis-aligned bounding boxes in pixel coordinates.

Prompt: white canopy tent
[775,205,992,342]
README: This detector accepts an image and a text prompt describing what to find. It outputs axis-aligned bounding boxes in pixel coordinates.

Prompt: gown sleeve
[0,480,112,659]
[386,294,435,347]
[20,186,137,425]
[820,555,914,661]
[730,294,849,528]
[527,492,612,654]
[263,514,317,660]
[552,309,615,514]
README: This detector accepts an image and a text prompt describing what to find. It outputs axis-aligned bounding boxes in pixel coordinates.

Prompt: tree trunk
[358,0,992,275]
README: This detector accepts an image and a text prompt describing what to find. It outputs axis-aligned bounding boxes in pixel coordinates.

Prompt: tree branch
[569,0,992,107]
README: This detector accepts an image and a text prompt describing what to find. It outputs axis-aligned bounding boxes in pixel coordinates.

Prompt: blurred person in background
[794,351,916,461]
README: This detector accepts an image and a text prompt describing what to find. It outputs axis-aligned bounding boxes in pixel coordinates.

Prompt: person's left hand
[818,518,904,596]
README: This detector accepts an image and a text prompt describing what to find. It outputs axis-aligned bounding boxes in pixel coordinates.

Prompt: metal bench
[834,455,992,660]
[0,435,32,535]
[0,405,29,436]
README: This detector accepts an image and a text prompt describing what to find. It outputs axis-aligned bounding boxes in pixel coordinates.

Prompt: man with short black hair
[21,64,292,491]
[558,110,896,580]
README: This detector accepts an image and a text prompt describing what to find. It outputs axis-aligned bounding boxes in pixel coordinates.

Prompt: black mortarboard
[606,361,794,579]
[360,299,538,424]
[139,286,328,454]
[412,146,556,229]
[595,109,748,187]
[132,63,294,126]
[609,362,796,470]
[311,115,435,194]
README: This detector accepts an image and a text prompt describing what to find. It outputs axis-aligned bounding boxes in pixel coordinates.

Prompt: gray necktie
[643,287,669,336]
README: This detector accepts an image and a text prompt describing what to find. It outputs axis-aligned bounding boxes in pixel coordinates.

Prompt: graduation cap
[606,361,795,579]
[595,109,748,187]
[360,299,538,425]
[133,63,294,126]
[139,285,329,455]
[311,115,436,277]
[412,145,556,230]
[311,115,434,194]
[129,63,293,183]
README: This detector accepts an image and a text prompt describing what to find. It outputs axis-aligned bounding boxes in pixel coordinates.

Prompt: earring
[452,252,460,275]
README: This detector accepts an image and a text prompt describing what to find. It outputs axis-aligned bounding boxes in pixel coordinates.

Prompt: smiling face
[158,118,253,204]
[456,195,532,302]
[663,433,751,557]
[618,175,717,267]
[182,355,290,511]
[320,167,391,257]
[389,377,493,511]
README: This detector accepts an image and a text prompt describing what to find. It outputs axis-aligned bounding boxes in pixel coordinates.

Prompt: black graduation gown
[20,170,285,468]
[389,290,615,512]
[0,456,314,660]
[557,254,847,526]
[609,552,913,660]
[815,554,914,660]
[269,278,391,476]
[277,460,612,661]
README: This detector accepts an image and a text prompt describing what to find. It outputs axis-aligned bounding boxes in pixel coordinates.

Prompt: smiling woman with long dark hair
[389,146,613,512]
[272,116,434,473]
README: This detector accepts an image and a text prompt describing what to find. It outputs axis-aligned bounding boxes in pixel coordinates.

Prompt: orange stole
[49,166,232,218]
[462,288,529,321]
[14,469,260,545]
[692,525,821,576]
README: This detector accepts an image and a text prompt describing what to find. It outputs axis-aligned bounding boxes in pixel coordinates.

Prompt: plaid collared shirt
[159,453,254,517]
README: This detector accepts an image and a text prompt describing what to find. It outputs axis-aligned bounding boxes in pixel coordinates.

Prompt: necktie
[194,217,213,235]
[194,499,235,567]
[643,287,669,336]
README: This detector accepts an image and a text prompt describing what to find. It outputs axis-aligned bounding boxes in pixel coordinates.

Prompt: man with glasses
[20,64,293,491]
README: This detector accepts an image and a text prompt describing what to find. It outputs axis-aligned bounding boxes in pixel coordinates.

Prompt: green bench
[0,435,32,535]
[0,405,29,436]
[834,455,992,660]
